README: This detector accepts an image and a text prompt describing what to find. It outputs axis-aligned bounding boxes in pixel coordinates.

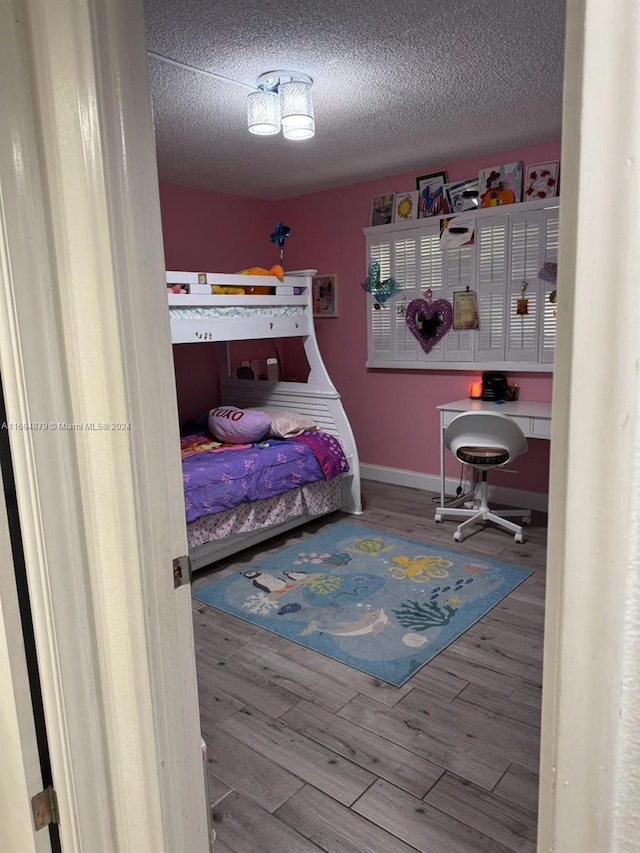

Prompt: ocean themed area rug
[193,523,533,686]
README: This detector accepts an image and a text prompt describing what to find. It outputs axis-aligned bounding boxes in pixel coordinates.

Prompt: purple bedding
[182,431,348,524]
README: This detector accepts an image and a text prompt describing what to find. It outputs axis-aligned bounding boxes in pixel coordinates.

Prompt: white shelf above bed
[167,269,317,344]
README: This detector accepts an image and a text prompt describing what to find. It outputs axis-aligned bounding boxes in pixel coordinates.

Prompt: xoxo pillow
[208,406,270,444]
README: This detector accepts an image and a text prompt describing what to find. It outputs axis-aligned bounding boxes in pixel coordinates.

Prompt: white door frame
[0,0,208,849]
[2,0,638,850]
[538,0,640,849]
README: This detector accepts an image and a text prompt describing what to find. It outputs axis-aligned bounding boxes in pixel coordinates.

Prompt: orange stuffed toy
[236,264,284,280]
[235,264,284,294]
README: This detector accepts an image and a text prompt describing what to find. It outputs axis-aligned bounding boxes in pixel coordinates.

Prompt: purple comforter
[182,432,348,524]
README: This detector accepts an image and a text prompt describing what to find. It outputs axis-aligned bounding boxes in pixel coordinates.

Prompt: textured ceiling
[143,0,565,200]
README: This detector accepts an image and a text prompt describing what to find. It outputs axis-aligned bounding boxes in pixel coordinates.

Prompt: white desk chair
[436,410,532,543]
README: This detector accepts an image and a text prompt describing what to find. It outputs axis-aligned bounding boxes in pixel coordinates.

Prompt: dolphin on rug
[299,608,389,637]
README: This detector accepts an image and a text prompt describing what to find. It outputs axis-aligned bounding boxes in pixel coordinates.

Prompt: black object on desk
[481,372,508,401]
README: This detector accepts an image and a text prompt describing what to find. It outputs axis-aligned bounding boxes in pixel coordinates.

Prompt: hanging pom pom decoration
[270,222,291,266]
[361,260,400,308]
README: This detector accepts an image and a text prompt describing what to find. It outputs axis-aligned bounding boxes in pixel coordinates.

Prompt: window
[364,198,559,371]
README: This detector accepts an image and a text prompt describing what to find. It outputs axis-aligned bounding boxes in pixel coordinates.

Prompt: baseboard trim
[360,463,548,514]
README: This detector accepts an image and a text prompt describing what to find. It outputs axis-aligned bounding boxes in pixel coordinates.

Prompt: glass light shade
[279,80,314,129]
[282,116,315,140]
[247,89,280,135]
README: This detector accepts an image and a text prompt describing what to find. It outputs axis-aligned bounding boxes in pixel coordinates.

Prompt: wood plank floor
[192,480,547,853]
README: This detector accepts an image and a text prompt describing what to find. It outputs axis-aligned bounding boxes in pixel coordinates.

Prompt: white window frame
[364,197,559,372]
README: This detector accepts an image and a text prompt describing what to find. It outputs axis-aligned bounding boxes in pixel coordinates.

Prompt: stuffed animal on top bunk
[234,264,285,295]
[209,265,285,295]
[211,284,246,294]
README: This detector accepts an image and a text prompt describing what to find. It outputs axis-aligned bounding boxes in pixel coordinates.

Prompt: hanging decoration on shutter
[406,289,453,354]
[439,214,475,250]
[452,288,479,330]
[516,281,529,315]
[361,259,400,308]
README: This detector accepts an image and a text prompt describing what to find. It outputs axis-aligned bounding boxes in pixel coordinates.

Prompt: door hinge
[31,786,59,830]
[173,554,192,588]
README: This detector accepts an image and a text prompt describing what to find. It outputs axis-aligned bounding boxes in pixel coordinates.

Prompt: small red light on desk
[469,381,482,399]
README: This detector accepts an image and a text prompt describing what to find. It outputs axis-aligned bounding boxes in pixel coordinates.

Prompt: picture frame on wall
[445,179,479,213]
[370,193,396,226]
[416,171,449,217]
[524,161,560,201]
[312,274,339,317]
[478,161,523,207]
[393,190,419,222]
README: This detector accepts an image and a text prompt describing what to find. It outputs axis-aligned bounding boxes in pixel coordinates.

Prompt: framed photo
[478,161,523,207]
[524,161,559,201]
[416,171,449,217]
[445,179,479,213]
[312,274,338,317]
[370,193,395,226]
[393,191,419,222]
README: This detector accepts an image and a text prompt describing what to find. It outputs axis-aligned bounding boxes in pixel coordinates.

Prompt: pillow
[248,407,318,438]
[208,406,270,444]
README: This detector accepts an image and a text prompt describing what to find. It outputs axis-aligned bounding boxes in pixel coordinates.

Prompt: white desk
[435,398,552,516]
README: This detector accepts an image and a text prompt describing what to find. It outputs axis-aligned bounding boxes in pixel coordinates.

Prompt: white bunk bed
[168,268,362,571]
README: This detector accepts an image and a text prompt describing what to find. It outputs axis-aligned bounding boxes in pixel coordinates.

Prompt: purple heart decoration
[405,297,453,354]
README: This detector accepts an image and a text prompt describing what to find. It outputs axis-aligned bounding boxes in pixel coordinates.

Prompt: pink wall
[160,183,288,420]
[160,140,559,492]
[278,141,560,493]
[159,183,276,271]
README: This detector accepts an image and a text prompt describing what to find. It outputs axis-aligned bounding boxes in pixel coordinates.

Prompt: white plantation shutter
[416,225,445,361]
[418,228,443,294]
[540,208,560,363]
[475,215,508,361]
[507,211,545,362]
[443,243,475,361]
[392,231,419,360]
[363,199,558,370]
[367,237,392,358]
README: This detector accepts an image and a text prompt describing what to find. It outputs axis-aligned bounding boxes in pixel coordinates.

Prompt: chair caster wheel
[435,515,443,523]
[453,531,464,542]
[515,533,525,544]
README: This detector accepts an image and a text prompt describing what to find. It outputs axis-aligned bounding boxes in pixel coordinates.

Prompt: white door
[0,0,209,850]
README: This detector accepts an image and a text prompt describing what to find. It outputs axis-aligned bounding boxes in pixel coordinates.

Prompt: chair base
[434,480,531,543]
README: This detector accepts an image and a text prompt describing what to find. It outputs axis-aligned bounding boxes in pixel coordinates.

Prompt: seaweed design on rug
[393,600,457,631]
[320,553,352,567]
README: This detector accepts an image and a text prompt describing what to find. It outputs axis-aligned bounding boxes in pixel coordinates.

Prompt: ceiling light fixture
[147,54,315,142]
[247,72,314,141]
